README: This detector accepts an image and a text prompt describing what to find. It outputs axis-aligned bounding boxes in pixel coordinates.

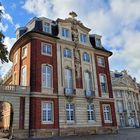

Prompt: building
[111,70,140,128]
[2,12,117,138]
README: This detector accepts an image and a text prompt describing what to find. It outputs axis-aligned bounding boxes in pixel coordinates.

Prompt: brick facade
[5,14,117,138]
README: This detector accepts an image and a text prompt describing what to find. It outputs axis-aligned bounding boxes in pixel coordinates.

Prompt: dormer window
[43,22,50,33]
[80,33,87,43]
[96,38,101,47]
[62,28,69,38]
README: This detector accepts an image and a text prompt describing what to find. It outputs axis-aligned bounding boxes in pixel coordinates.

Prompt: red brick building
[6,12,117,138]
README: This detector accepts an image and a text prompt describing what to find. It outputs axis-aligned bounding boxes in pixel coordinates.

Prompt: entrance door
[120,115,125,127]
[128,117,135,127]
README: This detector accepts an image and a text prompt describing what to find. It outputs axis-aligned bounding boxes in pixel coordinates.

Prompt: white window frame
[87,104,96,122]
[13,71,17,85]
[14,52,18,65]
[97,56,105,67]
[117,100,124,113]
[41,42,52,56]
[83,52,90,62]
[64,48,72,58]
[42,64,53,89]
[22,46,27,59]
[80,33,87,43]
[103,104,112,123]
[96,38,101,47]
[99,74,108,96]
[84,71,92,91]
[20,65,27,86]
[64,68,73,89]
[41,101,54,124]
[62,27,69,38]
[43,22,51,33]
[128,101,133,112]
[66,103,75,123]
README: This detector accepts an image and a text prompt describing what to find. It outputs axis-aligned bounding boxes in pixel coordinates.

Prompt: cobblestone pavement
[24,128,140,140]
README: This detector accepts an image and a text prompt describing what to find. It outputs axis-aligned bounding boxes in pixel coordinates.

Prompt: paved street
[24,128,140,140]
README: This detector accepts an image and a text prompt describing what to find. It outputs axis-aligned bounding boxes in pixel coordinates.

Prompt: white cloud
[15,23,20,29]
[4,37,16,51]
[0,4,13,24]
[0,23,8,32]
[22,0,140,82]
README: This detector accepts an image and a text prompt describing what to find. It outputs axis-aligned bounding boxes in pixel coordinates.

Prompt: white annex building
[111,70,140,128]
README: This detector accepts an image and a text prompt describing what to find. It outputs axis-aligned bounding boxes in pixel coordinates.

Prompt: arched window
[64,48,72,58]
[21,66,27,86]
[64,68,73,89]
[83,52,90,62]
[42,64,52,88]
[84,71,92,90]
[99,74,108,95]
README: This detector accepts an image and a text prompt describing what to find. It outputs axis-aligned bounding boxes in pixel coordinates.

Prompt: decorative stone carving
[74,48,81,79]
[71,20,79,44]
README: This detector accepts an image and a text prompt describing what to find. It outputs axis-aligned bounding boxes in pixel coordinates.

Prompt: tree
[0,2,8,63]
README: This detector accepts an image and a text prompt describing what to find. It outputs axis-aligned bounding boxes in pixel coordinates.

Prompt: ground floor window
[42,101,53,123]
[103,104,112,123]
[66,103,75,122]
[87,104,96,121]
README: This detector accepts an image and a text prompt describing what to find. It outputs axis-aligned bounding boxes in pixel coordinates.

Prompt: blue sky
[0,0,140,82]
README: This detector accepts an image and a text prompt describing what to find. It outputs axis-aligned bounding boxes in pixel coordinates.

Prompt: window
[22,46,27,58]
[87,104,96,121]
[83,52,90,62]
[62,28,69,38]
[42,43,52,56]
[97,56,105,67]
[96,38,101,47]
[42,102,53,123]
[99,74,108,95]
[128,101,133,111]
[80,33,87,43]
[43,22,50,33]
[116,91,122,97]
[42,65,52,88]
[64,48,72,58]
[117,100,124,113]
[84,72,92,90]
[21,66,27,86]
[103,104,112,122]
[64,69,73,89]
[66,103,75,122]
[14,53,18,65]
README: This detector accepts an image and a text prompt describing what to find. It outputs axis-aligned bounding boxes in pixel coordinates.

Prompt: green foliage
[0,2,8,63]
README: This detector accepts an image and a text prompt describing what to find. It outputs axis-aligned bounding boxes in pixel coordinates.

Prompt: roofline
[9,31,59,61]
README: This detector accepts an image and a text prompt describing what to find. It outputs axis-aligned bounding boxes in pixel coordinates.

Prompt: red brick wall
[100,101,117,127]
[13,48,21,85]
[13,42,31,86]
[29,97,59,129]
[94,54,113,98]
[30,39,58,93]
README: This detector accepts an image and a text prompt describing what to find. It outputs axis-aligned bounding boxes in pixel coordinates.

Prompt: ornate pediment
[57,12,91,32]
[112,73,138,89]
